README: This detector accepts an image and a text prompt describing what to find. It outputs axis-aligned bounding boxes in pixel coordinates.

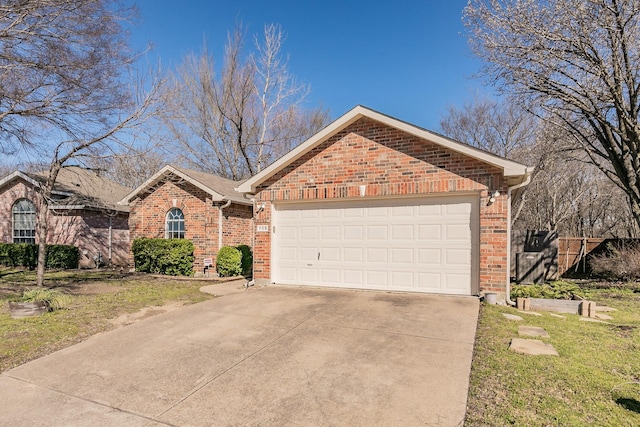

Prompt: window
[165,208,185,239]
[12,199,36,244]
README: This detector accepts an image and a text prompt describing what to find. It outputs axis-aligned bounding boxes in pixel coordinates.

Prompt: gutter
[505,173,533,306]
[218,199,232,250]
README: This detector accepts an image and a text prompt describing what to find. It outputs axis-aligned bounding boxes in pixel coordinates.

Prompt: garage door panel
[320,247,340,262]
[445,224,471,240]
[444,274,470,292]
[367,247,388,263]
[300,247,318,261]
[321,269,340,284]
[367,270,388,287]
[279,267,298,282]
[391,224,414,239]
[367,225,388,240]
[300,226,318,239]
[391,271,414,287]
[344,247,364,262]
[418,248,441,265]
[344,208,364,218]
[391,248,413,263]
[280,247,298,261]
[344,225,364,240]
[299,268,318,282]
[418,224,442,240]
[445,249,471,266]
[445,203,471,215]
[274,196,477,295]
[418,204,442,216]
[344,269,364,286]
[322,226,340,239]
[391,205,414,216]
[280,226,298,239]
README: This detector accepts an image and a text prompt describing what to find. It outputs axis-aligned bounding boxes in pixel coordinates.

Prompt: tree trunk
[36,161,62,286]
[35,202,48,286]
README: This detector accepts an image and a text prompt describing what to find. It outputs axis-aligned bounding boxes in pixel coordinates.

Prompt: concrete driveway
[0,283,479,426]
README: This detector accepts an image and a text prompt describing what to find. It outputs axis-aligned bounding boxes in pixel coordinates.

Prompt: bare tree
[441,95,537,158]
[162,24,330,180]
[440,96,634,237]
[0,0,163,285]
[464,0,640,229]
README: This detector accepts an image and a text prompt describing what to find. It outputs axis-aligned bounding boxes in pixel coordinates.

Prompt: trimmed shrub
[235,244,253,276]
[0,243,78,269]
[0,243,38,268]
[216,246,242,277]
[131,238,194,276]
[45,245,80,269]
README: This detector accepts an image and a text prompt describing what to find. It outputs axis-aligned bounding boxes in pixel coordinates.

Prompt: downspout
[506,173,532,306]
[218,199,232,251]
[108,216,112,264]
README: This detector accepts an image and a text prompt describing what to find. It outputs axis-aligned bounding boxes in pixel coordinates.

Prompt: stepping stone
[580,317,610,324]
[550,313,566,319]
[503,313,523,321]
[518,326,550,338]
[597,306,617,312]
[518,310,543,316]
[595,313,614,320]
[509,338,559,356]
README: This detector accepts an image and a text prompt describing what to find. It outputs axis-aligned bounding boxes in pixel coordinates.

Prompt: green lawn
[465,283,640,426]
[0,268,215,373]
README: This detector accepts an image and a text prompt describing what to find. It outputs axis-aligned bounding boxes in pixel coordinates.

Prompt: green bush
[131,238,194,276]
[216,246,242,277]
[511,281,588,300]
[235,244,253,276]
[45,245,79,269]
[0,243,38,268]
[0,243,78,269]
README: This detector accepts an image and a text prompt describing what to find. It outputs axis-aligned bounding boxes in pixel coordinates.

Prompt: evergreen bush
[131,238,194,276]
[216,246,242,277]
[235,244,253,276]
[0,243,77,269]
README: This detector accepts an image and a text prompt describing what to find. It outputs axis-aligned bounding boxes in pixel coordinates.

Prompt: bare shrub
[590,246,640,281]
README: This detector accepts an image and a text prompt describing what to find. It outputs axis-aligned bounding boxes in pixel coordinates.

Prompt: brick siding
[252,117,510,294]
[0,179,130,267]
[129,179,252,273]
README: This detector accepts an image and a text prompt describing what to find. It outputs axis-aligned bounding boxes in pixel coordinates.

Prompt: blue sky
[130,0,487,131]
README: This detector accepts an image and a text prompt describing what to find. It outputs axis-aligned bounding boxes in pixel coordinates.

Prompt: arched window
[12,199,36,244]
[165,208,185,239]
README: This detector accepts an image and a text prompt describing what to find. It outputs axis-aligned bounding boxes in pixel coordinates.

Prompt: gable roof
[119,165,251,206]
[0,166,131,212]
[237,105,533,194]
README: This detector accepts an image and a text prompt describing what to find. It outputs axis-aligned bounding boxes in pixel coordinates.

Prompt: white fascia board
[236,105,531,193]
[118,165,226,205]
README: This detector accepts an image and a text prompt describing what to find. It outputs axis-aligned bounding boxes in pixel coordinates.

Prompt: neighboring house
[237,106,532,297]
[120,165,253,273]
[0,166,130,267]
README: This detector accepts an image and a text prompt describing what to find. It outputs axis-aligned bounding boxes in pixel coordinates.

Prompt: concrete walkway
[0,285,479,426]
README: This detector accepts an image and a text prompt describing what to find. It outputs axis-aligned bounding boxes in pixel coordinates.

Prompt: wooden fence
[557,237,604,277]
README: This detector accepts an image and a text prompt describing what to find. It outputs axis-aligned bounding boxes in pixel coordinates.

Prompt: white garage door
[272,196,478,295]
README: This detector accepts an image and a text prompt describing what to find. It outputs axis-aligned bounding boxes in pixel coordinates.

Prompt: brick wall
[0,179,130,267]
[252,117,509,294]
[129,179,252,273]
